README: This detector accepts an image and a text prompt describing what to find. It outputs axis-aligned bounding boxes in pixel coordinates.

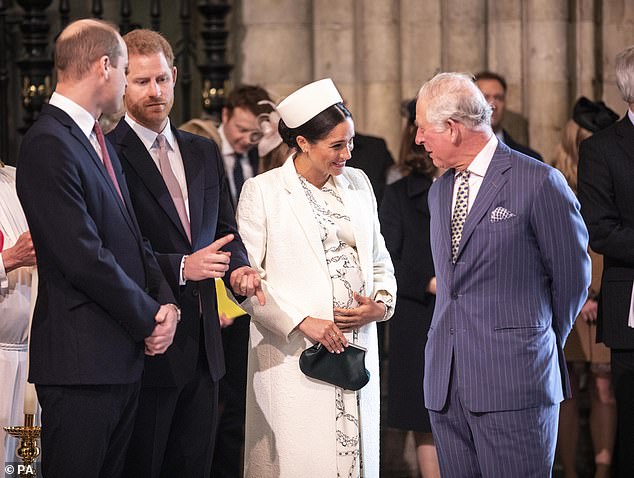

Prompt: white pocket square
[490,206,516,223]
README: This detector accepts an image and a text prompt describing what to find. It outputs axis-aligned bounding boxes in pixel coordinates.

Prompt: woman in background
[379,99,441,478]
[552,97,618,478]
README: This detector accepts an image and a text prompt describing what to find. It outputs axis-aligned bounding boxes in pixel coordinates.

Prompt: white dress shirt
[218,124,255,204]
[124,115,190,219]
[451,134,498,214]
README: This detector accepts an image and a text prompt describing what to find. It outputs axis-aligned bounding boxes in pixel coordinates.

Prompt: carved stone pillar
[16,0,53,134]
[525,0,569,162]
[241,0,312,100]
[400,0,442,99]
[441,0,485,72]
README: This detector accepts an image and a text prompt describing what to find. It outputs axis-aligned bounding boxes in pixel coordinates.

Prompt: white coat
[237,156,396,477]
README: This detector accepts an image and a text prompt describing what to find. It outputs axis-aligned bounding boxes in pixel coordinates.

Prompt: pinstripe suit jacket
[424,141,591,412]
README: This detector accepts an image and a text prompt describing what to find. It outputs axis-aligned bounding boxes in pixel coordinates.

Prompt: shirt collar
[124,114,175,151]
[627,108,634,127]
[218,124,236,157]
[49,92,96,139]
[455,134,498,179]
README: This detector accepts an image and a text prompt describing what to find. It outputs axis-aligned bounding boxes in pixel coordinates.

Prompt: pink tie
[93,121,124,201]
[156,134,191,243]
[0,229,4,252]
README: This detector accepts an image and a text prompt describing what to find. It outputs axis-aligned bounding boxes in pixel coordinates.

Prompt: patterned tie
[156,134,191,243]
[233,153,246,197]
[93,121,123,201]
[451,170,471,263]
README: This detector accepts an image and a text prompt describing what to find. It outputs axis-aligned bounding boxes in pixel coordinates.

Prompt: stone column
[240,0,312,100]
[525,0,569,163]
[486,0,524,112]
[573,0,597,100]
[399,0,442,99]
[601,1,634,111]
[313,0,355,106]
[441,0,486,73]
[355,0,400,152]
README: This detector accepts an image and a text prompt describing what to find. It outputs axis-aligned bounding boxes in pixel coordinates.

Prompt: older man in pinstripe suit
[416,73,591,477]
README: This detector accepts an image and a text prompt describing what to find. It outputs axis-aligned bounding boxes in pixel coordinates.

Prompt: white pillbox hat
[276,78,343,128]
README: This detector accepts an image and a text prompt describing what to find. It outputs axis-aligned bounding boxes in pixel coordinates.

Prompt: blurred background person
[380,98,441,478]
[237,78,396,477]
[554,97,618,478]
[0,159,36,469]
[475,70,543,161]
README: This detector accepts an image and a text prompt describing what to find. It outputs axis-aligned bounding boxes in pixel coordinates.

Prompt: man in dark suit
[578,44,634,478]
[475,70,543,161]
[16,20,178,478]
[418,72,590,476]
[348,133,394,206]
[108,30,262,478]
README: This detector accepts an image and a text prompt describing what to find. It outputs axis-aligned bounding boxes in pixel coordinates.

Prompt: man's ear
[221,107,230,124]
[99,55,111,80]
[171,66,178,85]
[448,119,462,145]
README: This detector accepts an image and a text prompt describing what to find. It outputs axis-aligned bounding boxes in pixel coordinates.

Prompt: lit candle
[24,268,38,417]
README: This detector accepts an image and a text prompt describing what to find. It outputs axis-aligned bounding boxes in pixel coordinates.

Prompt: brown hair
[396,121,437,178]
[225,85,272,118]
[551,119,592,193]
[55,19,122,81]
[123,28,174,67]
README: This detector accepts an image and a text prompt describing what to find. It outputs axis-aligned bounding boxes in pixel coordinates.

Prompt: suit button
[451,292,458,300]
[192,289,199,297]
[450,328,455,335]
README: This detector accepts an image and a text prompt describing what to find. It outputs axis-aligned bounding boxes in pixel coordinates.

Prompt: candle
[23,382,37,416]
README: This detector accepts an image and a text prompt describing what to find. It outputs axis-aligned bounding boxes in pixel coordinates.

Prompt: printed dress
[299,174,365,478]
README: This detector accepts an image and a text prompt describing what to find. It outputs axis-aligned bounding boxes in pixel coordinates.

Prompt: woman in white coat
[236,79,396,477]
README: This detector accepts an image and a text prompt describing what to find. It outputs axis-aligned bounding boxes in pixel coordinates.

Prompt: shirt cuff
[0,252,7,289]
[179,255,187,285]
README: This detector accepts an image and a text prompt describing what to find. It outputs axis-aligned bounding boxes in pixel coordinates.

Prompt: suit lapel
[281,157,329,273]
[174,127,202,248]
[615,116,634,164]
[455,144,511,261]
[46,105,139,239]
[113,121,191,246]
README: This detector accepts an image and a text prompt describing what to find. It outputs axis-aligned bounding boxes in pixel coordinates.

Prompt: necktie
[93,121,123,201]
[156,134,191,243]
[0,229,3,252]
[233,153,246,198]
[451,170,471,264]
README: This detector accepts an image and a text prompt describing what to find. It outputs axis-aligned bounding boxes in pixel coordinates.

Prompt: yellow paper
[215,278,246,320]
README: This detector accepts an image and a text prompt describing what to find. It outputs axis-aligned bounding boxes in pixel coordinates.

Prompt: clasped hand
[2,231,36,272]
[334,292,386,332]
[144,304,179,356]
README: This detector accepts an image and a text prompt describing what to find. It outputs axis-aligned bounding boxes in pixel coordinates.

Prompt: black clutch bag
[299,342,370,391]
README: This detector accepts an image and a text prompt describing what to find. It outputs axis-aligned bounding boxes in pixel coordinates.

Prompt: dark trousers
[212,314,250,478]
[122,353,218,478]
[36,381,141,478]
[610,349,634,478]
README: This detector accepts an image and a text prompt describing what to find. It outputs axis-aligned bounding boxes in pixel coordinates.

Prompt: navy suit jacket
[16,104,174,385]
[108,120,249,385]
[578,116,634,349]
[425,141,590,412]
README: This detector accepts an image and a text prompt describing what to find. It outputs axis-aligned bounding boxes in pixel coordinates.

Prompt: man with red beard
[108,29,264,478]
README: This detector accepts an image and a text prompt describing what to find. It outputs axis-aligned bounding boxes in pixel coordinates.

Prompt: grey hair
[616,45,634,104]
[417,72,492,131]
